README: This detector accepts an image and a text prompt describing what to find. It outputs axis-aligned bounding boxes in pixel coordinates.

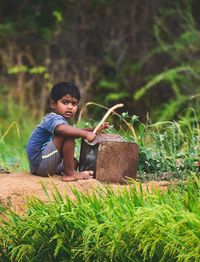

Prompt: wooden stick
[93,103,124,134]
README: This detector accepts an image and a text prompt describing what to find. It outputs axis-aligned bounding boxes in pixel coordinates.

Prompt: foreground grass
[0,176,200,261]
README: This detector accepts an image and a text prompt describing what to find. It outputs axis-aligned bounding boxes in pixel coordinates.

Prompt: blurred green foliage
[0,0,199,121]
[0,97,37,171]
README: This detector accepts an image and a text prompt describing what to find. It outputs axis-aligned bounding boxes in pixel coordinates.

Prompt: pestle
[84,103,124,146]
[93,103,124,134]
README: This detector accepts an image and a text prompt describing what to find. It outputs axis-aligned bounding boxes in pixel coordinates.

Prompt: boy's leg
[35,139,62,176]
[53,135,93,181]
[55,157,78,175]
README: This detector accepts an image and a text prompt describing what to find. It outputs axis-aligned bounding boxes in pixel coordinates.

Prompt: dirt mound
[0,172,171,215]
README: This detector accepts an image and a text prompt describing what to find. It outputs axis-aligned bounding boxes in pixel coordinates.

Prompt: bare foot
[62,170,94,182]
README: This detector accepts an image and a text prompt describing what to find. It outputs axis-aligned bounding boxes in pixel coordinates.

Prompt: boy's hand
[85,132,96,143]
[96,122,110,134]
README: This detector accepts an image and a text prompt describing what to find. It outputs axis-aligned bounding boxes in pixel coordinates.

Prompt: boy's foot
[62,170,94,182]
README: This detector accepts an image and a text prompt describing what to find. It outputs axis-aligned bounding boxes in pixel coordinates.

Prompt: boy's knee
[53,135,66,144]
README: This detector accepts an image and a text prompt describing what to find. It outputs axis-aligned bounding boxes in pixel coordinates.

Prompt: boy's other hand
[96,122,110,134]
[85,132,96,143]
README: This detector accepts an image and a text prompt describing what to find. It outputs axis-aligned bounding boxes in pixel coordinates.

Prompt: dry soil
[0,172,171,215]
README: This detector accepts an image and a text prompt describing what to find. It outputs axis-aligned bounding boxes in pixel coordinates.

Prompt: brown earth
[0,172,172,215]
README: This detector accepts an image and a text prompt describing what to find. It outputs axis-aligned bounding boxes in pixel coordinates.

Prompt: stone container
[79,133,138,183]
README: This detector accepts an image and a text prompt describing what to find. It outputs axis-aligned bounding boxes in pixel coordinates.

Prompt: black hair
[51,82,81,102]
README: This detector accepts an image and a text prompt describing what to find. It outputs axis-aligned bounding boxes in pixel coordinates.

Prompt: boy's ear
[50,100,56,109]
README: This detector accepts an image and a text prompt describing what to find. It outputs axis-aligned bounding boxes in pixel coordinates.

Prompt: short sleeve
[43,113,67,134]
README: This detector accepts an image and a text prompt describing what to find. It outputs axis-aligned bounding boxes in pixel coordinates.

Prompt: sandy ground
[0,172,171,215]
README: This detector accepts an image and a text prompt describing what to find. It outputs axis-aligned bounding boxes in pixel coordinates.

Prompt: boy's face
[50,94,79,120]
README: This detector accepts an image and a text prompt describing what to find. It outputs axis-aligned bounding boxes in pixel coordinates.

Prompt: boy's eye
[72,102,79,106]
[62,100,79,106]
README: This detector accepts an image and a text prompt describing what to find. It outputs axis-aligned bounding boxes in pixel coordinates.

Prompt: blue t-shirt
[26,113,68,172]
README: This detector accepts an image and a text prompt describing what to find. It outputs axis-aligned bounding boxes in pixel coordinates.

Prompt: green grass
[0,175,200,261]
[137,120,199,181]
[0,99,37,172]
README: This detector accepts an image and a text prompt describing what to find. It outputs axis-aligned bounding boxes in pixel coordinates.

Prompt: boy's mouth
[64,112,73,118]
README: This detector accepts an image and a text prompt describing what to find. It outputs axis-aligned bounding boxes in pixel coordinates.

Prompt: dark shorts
[35,139,64,177]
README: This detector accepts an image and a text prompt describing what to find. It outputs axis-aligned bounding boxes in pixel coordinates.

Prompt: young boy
[26,82,108,182]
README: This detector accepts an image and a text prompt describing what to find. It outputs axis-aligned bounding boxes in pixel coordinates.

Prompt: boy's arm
[55,124,95,142]
[81,127,94,132]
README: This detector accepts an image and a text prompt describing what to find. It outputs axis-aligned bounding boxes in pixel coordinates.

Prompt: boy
[26,82,108,182]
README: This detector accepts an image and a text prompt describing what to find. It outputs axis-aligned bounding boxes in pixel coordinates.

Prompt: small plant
[111,111,199,181]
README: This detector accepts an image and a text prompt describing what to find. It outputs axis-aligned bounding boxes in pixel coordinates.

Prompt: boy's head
[50,82,81,120]
[51,82,80,102]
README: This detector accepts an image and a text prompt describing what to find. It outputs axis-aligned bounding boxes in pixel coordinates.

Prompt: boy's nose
[67,103,73,109]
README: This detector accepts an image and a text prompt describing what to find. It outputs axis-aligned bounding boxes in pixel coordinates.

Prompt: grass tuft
[0,175,200,261]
